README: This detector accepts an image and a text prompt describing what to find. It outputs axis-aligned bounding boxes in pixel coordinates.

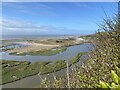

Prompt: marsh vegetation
[9,47,67,56]
[1,52,85,84]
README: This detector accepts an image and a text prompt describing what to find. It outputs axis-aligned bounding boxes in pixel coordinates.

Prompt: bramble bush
[98,66,120,89]
[39,15,120,88]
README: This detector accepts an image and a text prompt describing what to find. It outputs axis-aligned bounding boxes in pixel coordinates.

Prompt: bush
[98,66,120,89]
[39,15,120,88]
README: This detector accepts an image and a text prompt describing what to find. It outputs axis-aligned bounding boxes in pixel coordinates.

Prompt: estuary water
[2,35,76,40]
[1,43,94,88]
[1,43,93,62]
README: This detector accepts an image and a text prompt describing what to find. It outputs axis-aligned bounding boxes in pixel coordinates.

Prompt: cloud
[3,19,39,29]
[74,2,88,8]
[2,18,47,32]
[3,2,53,9]
[2,2,25,8]
[2,0,18,2]
[2,18,79,35]
[35,3,53,9]
[2,2,55,16]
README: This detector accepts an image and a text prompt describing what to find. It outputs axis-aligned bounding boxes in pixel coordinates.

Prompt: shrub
[98,66,120,89]
[39,15,120,88]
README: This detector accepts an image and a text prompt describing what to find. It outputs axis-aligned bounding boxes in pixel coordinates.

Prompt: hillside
[38,16,120,88]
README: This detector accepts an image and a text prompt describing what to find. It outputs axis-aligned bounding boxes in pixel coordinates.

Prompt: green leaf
[111,70,120,84]
[110,83,120,90]
[99,80,109,88]
[111,82,117,87]
[116,66,120,77]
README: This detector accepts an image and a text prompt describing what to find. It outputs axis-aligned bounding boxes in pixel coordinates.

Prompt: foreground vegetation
[38,15,120,88]
[9,47,67,56]
[1,52,85,84]
[98,66,120,89]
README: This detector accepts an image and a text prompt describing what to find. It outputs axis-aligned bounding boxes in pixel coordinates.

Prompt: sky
[1,2,118,35]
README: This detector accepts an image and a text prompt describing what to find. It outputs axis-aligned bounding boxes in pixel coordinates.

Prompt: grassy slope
[38,16,119,88]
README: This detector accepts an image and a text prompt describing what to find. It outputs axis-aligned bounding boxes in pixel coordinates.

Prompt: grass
[1,52,85,84]
[69,52,85,65]
[34,38,76,46]
[79,34,96,41]
[9,47,67,56]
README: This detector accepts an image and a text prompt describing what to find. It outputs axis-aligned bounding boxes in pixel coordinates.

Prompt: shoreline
[1,36,92,85]
[2,52,86,85]
[2,36,89,56]
[2,65,67,85]
[8,42,60,54]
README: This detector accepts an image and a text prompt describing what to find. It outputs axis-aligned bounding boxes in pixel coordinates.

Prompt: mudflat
[2,37,87,55]
[9,42,60,53]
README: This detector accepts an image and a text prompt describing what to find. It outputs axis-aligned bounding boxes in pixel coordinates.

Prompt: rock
[12,75,17,79]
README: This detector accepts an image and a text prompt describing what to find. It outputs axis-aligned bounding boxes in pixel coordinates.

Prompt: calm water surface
[2,43,94,88]
[1,43,93,62]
